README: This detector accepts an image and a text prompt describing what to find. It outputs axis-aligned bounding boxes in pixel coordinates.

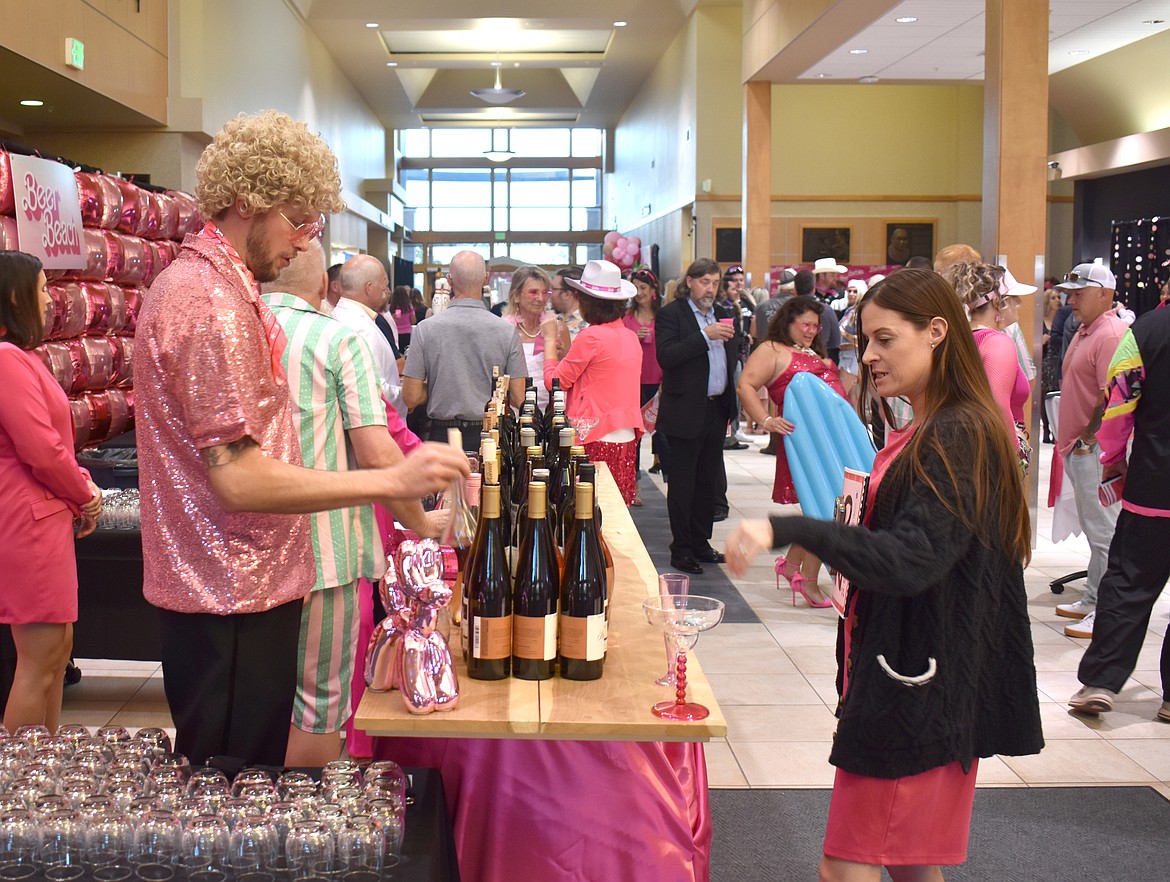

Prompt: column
[982,0,1048,524]
[742,80,772,291]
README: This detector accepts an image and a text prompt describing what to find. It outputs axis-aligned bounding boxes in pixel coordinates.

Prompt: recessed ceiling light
[849,49,868,55]
[513,62,520,67]
[20,99,44,107]
[1143,19,1165,24]
[491,61,502,67]
[816,73,830,78]
[895,16,918,24]
[859,76,880,84]
[365,22,379,28]
[1068,49,1090,56]
[386,62,398,67]
[613,21,627,27]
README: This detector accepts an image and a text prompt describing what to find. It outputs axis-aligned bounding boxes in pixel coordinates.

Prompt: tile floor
[63,436,1170,800]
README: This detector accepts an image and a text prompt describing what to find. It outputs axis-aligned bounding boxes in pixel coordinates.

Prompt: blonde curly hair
[941,261,1004,317]
[195,110,345,219]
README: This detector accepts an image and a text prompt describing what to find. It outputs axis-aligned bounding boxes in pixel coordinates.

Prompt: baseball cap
[999,269,1037,297]
[1057,263,1115,290]
[775,269,797,290]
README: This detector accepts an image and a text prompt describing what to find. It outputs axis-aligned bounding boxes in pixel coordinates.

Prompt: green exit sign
[65,38,85,71]
[495,232,506,241]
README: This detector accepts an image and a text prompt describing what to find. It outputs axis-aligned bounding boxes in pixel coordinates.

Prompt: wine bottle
[559,481,607,680]
[512,481,559,680]
[465,481,512,680]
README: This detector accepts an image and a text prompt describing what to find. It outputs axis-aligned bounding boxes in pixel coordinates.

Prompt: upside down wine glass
[641,595,725,721]
[570,416,599,443]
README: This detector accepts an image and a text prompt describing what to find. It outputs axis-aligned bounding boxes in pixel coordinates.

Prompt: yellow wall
[772,84,984,196]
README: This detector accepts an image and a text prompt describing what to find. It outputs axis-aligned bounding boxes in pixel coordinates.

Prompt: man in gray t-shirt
[403,250,527,448]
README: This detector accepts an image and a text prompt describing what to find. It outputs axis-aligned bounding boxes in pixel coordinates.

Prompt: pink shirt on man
[134,233,315,615]
[1056,311,1128,459]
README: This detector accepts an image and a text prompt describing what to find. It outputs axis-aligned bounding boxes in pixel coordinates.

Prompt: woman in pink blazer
[0,251,102,732]
[542,260,643,504]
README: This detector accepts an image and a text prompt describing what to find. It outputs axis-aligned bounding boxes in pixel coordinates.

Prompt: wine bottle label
[513,613,557,661]
[472,614,513,660]
[559,613,606,661]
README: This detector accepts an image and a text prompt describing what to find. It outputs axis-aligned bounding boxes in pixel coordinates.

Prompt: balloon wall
[1,150,203,449]
[602,231,643,272]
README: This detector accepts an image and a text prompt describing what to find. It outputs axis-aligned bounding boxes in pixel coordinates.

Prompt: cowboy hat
[564,259,636,301]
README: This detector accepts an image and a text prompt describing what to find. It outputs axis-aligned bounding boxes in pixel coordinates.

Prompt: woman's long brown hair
[856,269,1031,565]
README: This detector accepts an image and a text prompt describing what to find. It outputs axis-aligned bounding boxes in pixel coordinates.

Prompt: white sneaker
[734,430,757,444]
[1068,684,1117,714]
[1056,598,1094,619]
[1064,611,1095,639]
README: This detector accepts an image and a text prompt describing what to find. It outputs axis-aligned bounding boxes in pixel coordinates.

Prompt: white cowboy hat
[564,259,636,301]
[812,257,847,274]
[1000,269,1037,297]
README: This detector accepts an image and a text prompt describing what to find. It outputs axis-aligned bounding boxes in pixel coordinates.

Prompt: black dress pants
[159,599,303,767]
[662,397,729,559]
[1078,510,1170,699]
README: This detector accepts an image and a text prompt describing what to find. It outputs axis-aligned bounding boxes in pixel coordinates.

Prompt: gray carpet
[711,786,1170,881]
[628,478,760,624]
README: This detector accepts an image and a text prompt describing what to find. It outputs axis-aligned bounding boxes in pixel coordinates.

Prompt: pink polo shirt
[1057,311,1127,459]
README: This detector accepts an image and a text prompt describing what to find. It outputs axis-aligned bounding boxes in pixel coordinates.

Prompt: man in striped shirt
[263,241,441,766]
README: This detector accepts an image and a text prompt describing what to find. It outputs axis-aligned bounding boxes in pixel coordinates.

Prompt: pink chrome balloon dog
[364,538,460,715]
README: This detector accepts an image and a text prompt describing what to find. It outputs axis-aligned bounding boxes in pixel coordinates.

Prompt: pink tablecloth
[373,736,711,882]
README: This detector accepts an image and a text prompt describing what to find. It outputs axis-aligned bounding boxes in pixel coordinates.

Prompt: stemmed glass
[641,595,725,721]
[655,574,690,687]
[570,416,599,443]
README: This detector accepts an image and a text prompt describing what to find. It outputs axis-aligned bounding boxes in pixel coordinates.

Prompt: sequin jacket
[134,234,315,615]
[769,409,1045,779]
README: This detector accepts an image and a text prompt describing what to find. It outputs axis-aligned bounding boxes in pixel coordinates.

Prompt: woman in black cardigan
[726,269,1043,882]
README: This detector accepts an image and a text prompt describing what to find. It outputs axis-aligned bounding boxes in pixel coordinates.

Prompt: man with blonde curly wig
[134,110,468,767]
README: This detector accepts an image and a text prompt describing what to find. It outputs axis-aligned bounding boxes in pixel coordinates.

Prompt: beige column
[982,0,1048,519]
[742,80,772,290]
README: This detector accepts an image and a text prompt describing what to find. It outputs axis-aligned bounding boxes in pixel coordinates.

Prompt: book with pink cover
[830,468,870,617]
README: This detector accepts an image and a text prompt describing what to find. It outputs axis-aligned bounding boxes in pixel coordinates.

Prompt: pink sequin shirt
[133,233,315,614]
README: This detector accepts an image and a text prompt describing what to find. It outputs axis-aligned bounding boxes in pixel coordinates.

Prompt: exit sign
[65,38,85,71]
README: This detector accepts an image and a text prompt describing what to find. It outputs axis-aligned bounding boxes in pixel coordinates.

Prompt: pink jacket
[544,320,644,440]
[0,343,92,604]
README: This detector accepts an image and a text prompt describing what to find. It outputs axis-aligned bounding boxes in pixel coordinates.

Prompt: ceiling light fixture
[849,49,868,55]
[859,76,880,84]
[386,62,398,67]
[1068,49,1090,55]
[20,99,44,106]
[613,21,627,27]
[895,16,918,24]
[483,150,516,163]
[365,22,379,28]
[471,55,526,104]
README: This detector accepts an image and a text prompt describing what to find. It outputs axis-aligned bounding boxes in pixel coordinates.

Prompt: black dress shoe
[670,557,703,575]
[696,548,725,564]
[723,441,748,450]
[648,464,662,475]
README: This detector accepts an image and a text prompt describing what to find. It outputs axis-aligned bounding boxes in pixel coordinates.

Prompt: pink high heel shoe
[775,556,832,608]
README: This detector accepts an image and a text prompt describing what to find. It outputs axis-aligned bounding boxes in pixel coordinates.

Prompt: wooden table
[355,463,727,743]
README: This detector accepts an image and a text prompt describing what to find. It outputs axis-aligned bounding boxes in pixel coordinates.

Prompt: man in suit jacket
[655,257,740,574]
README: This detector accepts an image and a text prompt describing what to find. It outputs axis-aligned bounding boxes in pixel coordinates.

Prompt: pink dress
[767,349,847,504]
[826,425,978,867]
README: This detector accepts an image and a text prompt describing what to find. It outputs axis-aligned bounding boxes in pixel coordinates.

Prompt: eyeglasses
[1062,271,1102,287]
[279,211,325,244]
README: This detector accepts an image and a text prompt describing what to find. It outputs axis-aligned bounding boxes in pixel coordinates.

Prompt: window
[397,127,605,276]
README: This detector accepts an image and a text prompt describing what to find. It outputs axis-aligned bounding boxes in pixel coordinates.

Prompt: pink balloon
[628,236,641,250]
[603,242,615,258]
[616,237,628,251]
[604,231,620,245]
[612,247,626,263]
